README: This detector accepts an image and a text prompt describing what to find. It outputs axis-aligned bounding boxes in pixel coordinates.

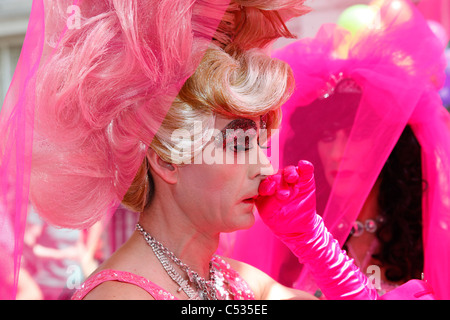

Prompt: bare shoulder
[221,256,317,300]
[221,256,271,285]
[82,279,155,300]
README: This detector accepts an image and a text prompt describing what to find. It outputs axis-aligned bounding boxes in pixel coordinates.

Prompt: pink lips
[241,194,258,206]
[241,197,256,212]
[242,196,257,203]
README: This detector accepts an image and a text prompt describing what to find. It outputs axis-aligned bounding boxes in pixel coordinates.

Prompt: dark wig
[373,125,424,282]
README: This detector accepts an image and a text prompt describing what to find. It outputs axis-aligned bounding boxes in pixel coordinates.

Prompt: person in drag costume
[0,0,436,300]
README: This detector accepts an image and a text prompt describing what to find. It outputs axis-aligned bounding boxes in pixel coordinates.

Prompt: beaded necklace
[136,223,225,300]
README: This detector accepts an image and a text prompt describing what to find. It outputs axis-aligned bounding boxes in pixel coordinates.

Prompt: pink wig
[30,0,228,229]
[29,0,309,230]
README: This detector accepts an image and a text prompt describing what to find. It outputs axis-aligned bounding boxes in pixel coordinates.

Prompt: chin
[223,210,256,233]
[235,210,256,231]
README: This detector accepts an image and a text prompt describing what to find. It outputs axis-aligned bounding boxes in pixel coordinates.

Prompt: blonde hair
[30,0,308,227]
[123,44,294,212]
[122,0,310,212]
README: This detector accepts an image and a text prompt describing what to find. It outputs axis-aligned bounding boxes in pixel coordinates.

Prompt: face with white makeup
[122,45,290,231]
[170,115,274,234]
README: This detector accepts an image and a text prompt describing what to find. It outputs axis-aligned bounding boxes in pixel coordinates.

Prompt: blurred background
[0,0,30,104]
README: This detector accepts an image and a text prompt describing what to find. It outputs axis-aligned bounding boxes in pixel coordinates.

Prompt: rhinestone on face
[365,219,377,233]
[350,217,381,237]
[350,220,364,237]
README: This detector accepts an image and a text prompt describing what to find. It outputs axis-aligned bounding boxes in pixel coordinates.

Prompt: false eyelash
[257,136,270,150]
[215,118,274,152]
[228,135,253,152]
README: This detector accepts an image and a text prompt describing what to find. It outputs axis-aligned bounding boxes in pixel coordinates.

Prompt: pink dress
[71,256,255,300]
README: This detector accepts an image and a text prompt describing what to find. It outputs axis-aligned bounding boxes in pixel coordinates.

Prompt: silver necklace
[136,223,219,300]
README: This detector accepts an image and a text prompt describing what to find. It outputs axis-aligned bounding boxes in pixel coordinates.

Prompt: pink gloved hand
[256,160,378,300]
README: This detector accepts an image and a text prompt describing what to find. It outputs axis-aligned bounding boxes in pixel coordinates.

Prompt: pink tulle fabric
[71,256,255,300]
[221,0,450,299]
[0,0,45,299]
[31,0,231,230]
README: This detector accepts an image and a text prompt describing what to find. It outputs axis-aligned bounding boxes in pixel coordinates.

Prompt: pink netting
[0,0,45,299]
[221,0,450,299]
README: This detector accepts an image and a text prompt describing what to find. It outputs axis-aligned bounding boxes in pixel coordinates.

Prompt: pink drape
[0,0,45,299]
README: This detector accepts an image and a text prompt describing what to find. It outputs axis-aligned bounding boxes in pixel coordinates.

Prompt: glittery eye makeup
[215,118,270,152]
[215,119,257,152]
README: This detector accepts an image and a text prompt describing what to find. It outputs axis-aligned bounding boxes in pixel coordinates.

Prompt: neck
[358,178,381,221]
[346,179,382,268]
[137,197,219,279]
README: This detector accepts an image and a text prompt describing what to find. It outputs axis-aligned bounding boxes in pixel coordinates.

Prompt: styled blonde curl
[122,44,294,212]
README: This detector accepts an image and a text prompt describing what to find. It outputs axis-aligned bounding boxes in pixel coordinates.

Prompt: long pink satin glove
[256,160,378,300]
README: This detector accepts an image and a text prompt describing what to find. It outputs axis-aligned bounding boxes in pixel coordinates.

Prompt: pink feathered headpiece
[276,0,450,299]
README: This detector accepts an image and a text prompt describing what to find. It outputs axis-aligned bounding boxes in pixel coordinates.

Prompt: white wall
[0,0,31,104]
[274,0,372,49]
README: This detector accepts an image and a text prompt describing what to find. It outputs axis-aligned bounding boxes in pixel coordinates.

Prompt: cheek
[203,164,251,220]
[317,142,336,186]
[180,163,244,201]
[317,142,331,168]
[200,165,235,190]
[209,164,246,201]
[346,141,370,165]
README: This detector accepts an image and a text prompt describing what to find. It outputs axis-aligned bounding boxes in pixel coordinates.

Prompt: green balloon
[337,5,376,35]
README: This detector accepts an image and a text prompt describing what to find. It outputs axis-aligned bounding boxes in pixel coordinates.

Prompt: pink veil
[0,0,45,299]
[222,0,450,299]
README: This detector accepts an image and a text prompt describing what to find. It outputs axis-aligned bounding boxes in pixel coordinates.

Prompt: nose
[329,130,348,163]
[249,145,275,179]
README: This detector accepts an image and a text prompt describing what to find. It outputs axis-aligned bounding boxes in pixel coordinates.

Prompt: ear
[146,148,178,185]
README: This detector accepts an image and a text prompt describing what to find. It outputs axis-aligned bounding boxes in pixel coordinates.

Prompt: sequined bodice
[71,255,255,300]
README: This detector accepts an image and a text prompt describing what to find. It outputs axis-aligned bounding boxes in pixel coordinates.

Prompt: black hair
[373,125,424,282]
